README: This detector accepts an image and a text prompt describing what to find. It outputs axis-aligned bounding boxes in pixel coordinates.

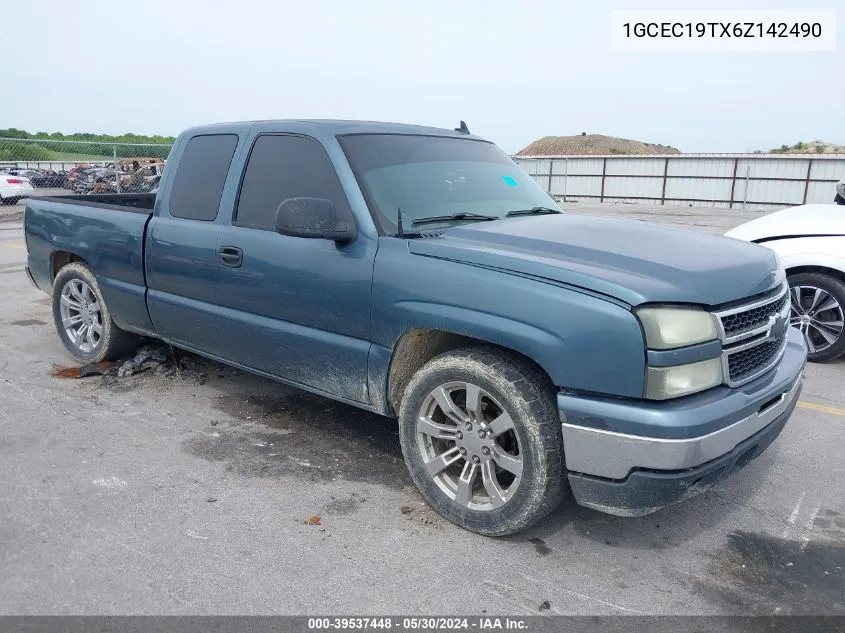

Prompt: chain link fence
[0,137,173,199]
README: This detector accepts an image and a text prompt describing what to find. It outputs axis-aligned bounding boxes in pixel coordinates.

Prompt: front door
[213,134,376,404]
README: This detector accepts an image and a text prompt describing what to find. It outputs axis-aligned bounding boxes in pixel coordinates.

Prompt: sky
[1,0,842,154]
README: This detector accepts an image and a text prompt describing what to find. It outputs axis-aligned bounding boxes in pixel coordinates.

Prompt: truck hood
[409,214,782,306]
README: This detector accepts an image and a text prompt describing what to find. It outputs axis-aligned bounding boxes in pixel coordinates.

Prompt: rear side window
[169,134,238,221]
[235,135,351,231]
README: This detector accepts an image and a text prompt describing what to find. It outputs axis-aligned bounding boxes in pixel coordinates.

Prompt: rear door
[145,133,239,351]
[213,133,377,404]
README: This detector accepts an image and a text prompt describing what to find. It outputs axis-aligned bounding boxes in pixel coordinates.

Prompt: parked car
[125,173,161,194]
[116,157,166,173]
[0,171,35,204]
[70,167,112,193]
[29,170,66,188]
[88,169,120,194]
[725,203,845,362]
[64,164,95,189]
[23,120,807,536]
[11,170,60,188]
[118,163,167,192]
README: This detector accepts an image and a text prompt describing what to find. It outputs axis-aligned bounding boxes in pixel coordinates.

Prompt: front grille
[727,333,786,383]
[721,293,788,339]
[714,282,789,387]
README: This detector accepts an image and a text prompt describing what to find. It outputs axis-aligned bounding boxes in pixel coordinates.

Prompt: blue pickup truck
[24,120,807,535]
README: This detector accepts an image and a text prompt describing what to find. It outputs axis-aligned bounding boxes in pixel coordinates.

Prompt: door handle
[218,246,243,268]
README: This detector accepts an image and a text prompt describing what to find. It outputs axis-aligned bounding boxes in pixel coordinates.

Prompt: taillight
[6,178,24,184]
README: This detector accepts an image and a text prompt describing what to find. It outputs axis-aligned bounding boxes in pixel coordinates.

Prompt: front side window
[339,134,558,235]
[169,134,238,221]
[235,134,352,231]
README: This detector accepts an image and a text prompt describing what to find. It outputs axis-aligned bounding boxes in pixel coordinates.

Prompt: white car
[0,172,35,205]
[726,204,845,362]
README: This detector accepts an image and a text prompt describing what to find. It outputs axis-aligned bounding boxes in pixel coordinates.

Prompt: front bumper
[558,327,807,516]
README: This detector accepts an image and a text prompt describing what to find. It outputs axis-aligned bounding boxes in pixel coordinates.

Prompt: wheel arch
[384,328,554,417]
[50,251,89,282]
[786,264,845,284]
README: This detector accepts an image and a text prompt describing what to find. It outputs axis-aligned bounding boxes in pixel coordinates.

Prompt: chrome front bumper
[558,327,807,482]
[562,373,802,479]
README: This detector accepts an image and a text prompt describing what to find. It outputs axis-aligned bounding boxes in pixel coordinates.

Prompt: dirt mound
[769,140,845,154]
[517,134,680,156]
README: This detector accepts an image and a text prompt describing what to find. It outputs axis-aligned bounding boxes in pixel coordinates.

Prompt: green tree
[0,142,52,161]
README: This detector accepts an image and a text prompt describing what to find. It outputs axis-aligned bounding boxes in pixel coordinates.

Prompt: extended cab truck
[24,120,807,536]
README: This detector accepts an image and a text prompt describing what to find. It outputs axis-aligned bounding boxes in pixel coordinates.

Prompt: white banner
[611,10,837,51]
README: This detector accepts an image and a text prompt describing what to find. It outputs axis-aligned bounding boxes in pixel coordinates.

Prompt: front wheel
[788,272,845,362]
[398,347,567,536]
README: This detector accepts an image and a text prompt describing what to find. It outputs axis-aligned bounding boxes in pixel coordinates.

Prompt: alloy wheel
[59,279,103,353]
[789,284,845,354]
[415,381,523,511]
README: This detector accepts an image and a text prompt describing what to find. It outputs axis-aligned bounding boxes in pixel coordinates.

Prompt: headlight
[636,306,718,349]
[645,358,723,400]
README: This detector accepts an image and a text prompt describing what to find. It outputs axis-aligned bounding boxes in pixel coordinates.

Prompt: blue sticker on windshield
[502,176,518,187]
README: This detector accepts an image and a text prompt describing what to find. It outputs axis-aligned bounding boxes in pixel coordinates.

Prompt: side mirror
[274,197,356,243]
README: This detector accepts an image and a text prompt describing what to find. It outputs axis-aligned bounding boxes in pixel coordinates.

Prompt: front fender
[758,236,845,275]
[370,239,647,399]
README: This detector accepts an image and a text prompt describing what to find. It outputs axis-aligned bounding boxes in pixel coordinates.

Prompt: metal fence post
[563,157,568,202]
[728,158,739,209]
[742,164,751,209]
[600,158,607,202]
[802,159,813,204]
[113,146,121,193]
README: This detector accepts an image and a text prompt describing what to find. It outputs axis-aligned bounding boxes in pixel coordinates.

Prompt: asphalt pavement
[0,205,843,615]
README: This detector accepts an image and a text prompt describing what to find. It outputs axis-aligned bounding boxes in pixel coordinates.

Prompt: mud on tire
[51,262,139,363]
[398,346,568,536]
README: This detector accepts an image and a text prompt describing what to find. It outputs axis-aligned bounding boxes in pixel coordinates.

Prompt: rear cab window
[235,134,352,231]
[169,134,238,221]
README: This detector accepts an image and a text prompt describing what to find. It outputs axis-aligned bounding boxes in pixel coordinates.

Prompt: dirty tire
[398,347,567,536]
[51,262,139,363]
[788,272,845,362]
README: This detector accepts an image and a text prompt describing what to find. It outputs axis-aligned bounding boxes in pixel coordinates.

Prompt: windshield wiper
[411,212,499,226]
[506,206,562,217]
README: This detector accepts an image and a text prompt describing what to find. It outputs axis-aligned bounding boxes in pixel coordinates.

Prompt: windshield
[339,134,558,235]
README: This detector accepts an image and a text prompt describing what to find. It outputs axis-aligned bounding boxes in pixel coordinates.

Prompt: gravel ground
[558,200,771,234]
[0,204,843,616]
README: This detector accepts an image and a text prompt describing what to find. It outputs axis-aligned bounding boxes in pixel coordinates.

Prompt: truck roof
[181,119,488,142]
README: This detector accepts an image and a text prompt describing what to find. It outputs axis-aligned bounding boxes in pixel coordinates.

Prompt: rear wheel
[51,263,139,363]
[398,347,567,536]
[788,272,845,362]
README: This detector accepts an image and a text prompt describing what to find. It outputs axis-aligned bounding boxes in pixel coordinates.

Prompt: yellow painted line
[798,400,845,417]
[2,242,25,250]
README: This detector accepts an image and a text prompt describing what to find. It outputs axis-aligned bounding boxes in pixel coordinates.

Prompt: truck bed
[24,194,156,335]
[31,193,156,214]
